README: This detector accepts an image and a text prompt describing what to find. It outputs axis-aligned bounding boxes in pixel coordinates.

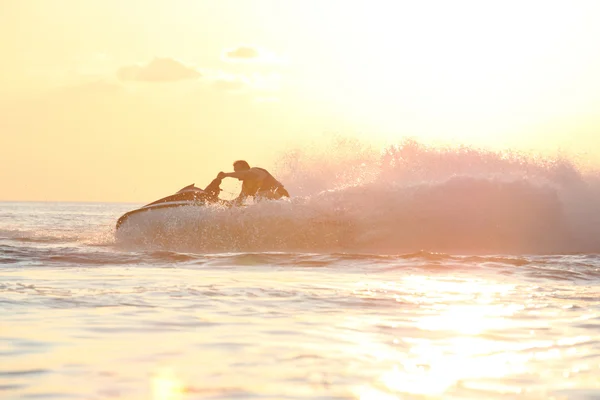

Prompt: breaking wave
[115,138,600,254]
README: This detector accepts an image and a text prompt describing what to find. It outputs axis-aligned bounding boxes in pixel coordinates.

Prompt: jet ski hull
[115,177,226,230]
[116,201,213,230]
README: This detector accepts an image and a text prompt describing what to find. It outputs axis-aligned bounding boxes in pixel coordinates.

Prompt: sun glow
[152,367,184,400]
[286,1,600,153]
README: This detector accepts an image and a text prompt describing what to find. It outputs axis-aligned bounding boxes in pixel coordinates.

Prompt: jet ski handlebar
[203,176,223,201]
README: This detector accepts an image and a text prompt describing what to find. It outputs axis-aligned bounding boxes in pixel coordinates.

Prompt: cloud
[224,46,260,60]
[117,57,200,82]
[222,46,283,64]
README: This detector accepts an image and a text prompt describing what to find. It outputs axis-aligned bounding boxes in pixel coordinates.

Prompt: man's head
[233,160,251,172]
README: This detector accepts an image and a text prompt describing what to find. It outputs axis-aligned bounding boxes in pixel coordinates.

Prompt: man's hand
[217,171,226,179]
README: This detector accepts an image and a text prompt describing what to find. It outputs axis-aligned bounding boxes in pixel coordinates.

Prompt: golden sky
[1,0,600,202]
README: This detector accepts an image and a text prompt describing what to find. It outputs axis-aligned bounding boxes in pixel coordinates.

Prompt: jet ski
[115,176,228,230]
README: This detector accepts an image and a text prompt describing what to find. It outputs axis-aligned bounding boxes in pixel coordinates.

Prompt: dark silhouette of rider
[218,160,289,204]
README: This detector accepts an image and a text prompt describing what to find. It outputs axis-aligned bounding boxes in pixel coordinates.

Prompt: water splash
[116,138,600,254]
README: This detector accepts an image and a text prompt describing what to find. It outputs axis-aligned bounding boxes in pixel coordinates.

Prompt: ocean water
[2,142,600,399]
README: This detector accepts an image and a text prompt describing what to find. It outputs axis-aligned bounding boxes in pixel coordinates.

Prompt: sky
[1,0,600,202]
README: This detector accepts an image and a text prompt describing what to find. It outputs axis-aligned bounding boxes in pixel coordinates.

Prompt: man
[217,160,290,204]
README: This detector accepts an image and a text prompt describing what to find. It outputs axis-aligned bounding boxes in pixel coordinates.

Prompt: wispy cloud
[224,46,260,60]
[117,58,200,82]
[222,46,283,64]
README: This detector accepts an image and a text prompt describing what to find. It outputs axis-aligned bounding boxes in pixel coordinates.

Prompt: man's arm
[218,170,256,180]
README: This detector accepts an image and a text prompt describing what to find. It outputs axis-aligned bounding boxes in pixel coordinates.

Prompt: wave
[0,227,115,248]
[0,228,81,244]
[115,138,600,254]
[4,242,600,281]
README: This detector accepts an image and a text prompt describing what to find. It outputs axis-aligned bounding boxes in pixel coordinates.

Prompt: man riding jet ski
[115,161,289,230]
[218,160,289,205]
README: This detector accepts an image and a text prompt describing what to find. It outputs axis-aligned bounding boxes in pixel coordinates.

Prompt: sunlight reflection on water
[349,275,599,399]
[2,261,600,399]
